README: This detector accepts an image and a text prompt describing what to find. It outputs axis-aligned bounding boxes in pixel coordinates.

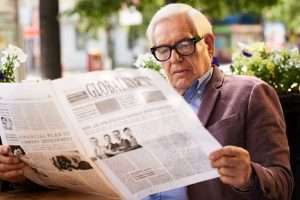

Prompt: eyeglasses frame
[150,35,203,62]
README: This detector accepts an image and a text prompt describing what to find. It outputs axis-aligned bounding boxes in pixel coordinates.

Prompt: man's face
[104,135,111,143]
[153,14,214,94]
[90,138,98,146]
[124,129,132,137]
[112,131,121,140]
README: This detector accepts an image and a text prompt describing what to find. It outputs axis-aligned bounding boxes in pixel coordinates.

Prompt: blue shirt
[142,68,213,200]
[142,187,188,200]
[183,67,213,113]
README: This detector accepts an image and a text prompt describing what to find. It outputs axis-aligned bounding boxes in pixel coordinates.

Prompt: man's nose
[170,49,182,63]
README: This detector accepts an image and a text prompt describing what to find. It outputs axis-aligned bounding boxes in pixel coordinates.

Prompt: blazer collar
[197,66,224,126]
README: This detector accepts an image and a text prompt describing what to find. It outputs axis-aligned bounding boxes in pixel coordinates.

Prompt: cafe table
[0,189,114,200]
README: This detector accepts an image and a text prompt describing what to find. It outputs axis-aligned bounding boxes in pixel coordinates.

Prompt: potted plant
[231,42,300,200]
[134,52,167,80]
[231,42,300,94]
[0,44,27,83]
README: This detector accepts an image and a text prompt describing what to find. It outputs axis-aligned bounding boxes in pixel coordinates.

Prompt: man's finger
[219,174,236,185]
[218,167,236,177]
[0,146,11,155]
[0,170,26,183]
[211,156,239,168]
[0,154,21,165]
[0,169,24,178]
[0,162,25,172]
[209,146,246,160]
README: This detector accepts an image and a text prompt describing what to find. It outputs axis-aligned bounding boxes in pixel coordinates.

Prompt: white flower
[134,54,146,69]
[0,44,27,82]
[1,44,27,69]
[290,47,299,55]
[134,52,168,80]
[231,41,300,94]
[134,53,160,69]
[241,66,248,72]
[1,56,7,66]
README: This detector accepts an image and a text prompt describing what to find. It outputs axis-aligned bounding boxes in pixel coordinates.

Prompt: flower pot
[279,93,300,200]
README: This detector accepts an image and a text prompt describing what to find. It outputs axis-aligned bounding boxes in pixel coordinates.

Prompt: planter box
[279,93,300,200]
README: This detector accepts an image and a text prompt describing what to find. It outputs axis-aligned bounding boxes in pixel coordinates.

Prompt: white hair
[147,3,212,46]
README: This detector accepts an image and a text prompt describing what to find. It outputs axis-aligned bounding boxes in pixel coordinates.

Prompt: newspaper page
[51,68,222,200]
[0,81,120,199]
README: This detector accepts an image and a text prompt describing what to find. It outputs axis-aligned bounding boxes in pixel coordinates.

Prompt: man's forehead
[153,19,193,45]
[155,29,192,42]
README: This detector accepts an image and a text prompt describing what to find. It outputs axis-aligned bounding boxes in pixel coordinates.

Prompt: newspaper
[0,69,222,200]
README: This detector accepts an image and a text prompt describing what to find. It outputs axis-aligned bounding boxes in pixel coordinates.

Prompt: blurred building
[1,0,145,81]
[0,0,19,50]
[213,13,286,64]
[214,24,263,63]
[59,0,138,72]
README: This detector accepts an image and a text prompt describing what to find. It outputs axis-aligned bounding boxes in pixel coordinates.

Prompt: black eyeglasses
[150,36,203,62]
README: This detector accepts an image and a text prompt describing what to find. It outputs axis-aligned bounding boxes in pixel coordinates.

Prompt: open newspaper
[0,69,221,199]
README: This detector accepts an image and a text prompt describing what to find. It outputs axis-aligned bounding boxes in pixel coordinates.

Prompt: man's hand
[0,145,26,183]
[209,146,253,190]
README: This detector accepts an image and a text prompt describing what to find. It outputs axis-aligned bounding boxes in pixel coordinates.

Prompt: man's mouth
[173,69,189,76]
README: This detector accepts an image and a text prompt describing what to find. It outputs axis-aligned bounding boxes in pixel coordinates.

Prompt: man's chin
[174,85,189,95]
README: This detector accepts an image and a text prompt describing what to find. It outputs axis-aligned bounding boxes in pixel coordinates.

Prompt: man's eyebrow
[154,37,193,47]
[175,37,194,44]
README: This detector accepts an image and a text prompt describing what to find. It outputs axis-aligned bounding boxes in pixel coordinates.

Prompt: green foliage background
[65,0,282,37]
[263,0,300,35]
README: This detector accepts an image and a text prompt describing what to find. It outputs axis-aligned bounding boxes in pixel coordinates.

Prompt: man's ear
[204,34,215,57]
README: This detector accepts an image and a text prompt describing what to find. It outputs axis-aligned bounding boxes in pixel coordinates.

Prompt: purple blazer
[188,67,294,200]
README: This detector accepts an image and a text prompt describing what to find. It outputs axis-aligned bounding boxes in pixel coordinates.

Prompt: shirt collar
[183,67,213,102]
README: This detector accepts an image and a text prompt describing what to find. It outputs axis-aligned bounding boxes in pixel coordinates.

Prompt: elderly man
[0,3,294,199]
[143,3,293,200]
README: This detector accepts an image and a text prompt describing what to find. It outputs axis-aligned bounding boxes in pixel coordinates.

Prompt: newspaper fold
[0,69,221,199]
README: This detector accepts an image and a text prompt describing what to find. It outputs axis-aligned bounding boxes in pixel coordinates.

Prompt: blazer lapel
[198,66,224,127]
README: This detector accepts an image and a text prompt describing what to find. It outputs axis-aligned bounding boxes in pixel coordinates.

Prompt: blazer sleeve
[241,82,294,200]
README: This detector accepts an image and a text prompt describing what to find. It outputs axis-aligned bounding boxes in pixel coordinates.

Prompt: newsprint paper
[0,69,222,199]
